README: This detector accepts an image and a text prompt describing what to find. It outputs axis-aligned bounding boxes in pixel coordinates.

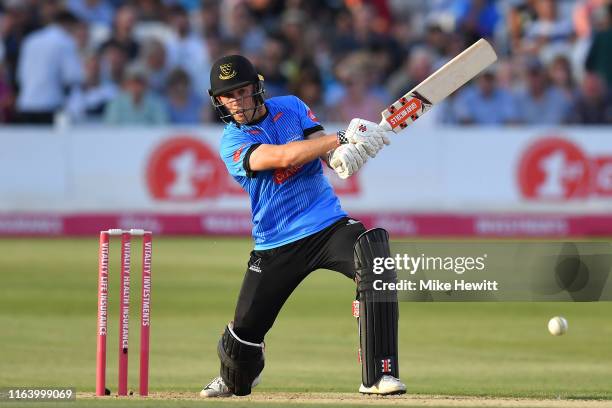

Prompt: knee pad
[217,322,265,396]
[353,228,399,387]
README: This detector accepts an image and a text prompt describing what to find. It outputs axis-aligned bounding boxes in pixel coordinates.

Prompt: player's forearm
[283,134,339,167]
[307,129,336,167]
[249,134,339,170]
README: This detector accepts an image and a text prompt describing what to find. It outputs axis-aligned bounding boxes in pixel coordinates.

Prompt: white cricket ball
[548,316,568,336]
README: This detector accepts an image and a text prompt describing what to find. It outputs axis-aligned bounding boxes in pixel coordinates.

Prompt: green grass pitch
[1,237,611,407]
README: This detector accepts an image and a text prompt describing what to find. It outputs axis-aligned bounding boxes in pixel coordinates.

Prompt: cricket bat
[380,38,498,132]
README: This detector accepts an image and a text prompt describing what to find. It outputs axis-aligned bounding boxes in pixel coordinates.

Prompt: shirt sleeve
[220,130,261,178]
[292,96,324,137]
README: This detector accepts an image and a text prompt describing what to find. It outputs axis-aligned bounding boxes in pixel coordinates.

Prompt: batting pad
[217,322,265,396]
[353,228,399,387]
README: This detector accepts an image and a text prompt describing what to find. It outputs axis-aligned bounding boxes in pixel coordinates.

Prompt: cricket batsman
[200,55,405,397]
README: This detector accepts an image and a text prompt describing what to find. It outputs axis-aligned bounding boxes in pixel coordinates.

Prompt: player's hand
[340,118,391,158]
[330,143,368,179]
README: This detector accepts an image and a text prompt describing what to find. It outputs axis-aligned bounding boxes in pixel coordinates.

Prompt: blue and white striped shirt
[219,96,347,250]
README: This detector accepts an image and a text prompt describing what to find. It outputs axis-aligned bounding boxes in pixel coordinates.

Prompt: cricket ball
[548,316,568,336]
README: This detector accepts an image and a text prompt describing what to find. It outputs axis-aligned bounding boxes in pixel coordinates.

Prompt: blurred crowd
[0,0,611,126]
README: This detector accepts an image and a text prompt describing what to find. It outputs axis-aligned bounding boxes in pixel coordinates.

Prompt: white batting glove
[330,143,368,179]
[341,118,391,158]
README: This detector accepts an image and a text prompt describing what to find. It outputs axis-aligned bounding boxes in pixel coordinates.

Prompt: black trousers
[232,217,366,343]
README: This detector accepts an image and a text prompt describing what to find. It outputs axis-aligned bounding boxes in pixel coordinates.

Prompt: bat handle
[379,118,392,132]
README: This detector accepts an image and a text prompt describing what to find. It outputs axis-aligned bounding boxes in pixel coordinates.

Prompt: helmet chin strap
[220,95,265,125]
[239,104,262,125]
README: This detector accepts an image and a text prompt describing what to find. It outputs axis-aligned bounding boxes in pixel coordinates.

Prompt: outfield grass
[1,237,611,403]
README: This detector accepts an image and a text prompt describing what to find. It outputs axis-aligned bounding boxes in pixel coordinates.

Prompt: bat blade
[380,38,498,132]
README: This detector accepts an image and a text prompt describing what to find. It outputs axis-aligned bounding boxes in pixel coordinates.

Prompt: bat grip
[379,119,392,132]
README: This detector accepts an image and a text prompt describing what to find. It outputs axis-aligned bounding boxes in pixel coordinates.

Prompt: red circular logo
[146,136,225,201]
[518,137,591,200]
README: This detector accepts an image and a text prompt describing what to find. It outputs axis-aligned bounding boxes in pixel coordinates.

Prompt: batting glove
[330,143,369,179]
[343,118,391,158]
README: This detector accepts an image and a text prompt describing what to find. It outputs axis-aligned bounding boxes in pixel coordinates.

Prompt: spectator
[521,0,575,58]
[455,0,500,42]
[495,58,521,91]
[329,52,386,123]
[66,52,118,121]
[452,68,519,125]
[99,5,139,60]
[278,9,309,75]
[243,0,286,27]
[568,72,612,124]
[0,0,605,127]
[585,3,612,87]
[252,35,289,98]
[136,0,165,22]
[205,36,240,64]
[548,54,577,100]
[1,1,38,93]
[165,5,210,93]
[370,40,400,81]
[331,8,358,57]
[164,68,205,124]
[15,11,84,124]
[573,0,609,39]
[164,0,201,13]
[423,23,449,66]
[507,0,538,53]
[196,0,221,37]
[387,6,418,54]
[66,0,114,27]
[515,58,572,124]
[107,0,124,8]
[350,4,392,51]
[37,0,65,28]
[290,64,327,122]
[104,64,168,124]
[136,38,170,95]
[73,18,92,56]
[386,48,433,101]
[442,32,469,65]
[222,2,266,54]
[99,39,129,86]
[351,3,403,81]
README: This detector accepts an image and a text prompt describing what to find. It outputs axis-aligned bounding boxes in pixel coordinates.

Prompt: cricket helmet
[208,55,265,124]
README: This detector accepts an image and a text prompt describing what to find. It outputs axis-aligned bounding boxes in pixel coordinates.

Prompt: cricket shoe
[359,375,406,395]
[199,375,261,398]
